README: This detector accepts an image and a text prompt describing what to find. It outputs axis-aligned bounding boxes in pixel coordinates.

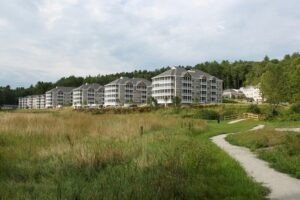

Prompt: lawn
[226,128,300,179]
[0,110,269,199]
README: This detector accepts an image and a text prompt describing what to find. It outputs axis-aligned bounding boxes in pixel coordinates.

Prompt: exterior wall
[27,96,33,109]
[223,89,244,99]
[152,69,223,105]
[104,78,151,107]
[45,92,53,108]
[95,88,105,106]
[72,89,82,107]
[72,85,104,108]
[39,95,46,109]
[239,86,263,102]
[32,96,39,109]
[151,76,175,104]
[18,95,46,109]
[18,98,24,109]
[104,84,119,106]
[46,88,73,108]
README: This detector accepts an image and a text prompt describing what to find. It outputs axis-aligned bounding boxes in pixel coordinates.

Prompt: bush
[221,110,237,117]
[222,99,238,104]
[289,103,300,114]
[247,104,261,114]
[196,109,220,120]
[264,108,279,120]
[280,113,300,121]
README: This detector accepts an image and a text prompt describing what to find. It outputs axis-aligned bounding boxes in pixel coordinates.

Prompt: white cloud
[0,18,9,29]
[0,0,299,87]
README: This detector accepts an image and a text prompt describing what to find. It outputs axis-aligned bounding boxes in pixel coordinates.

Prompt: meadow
[0,109,269,200]
[226,128,300,179]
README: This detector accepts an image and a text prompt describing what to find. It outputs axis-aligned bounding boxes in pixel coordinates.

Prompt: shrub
[172,96,181,108]
[222,99,238,104]
[262,106,279,120]
[247,104,261,114]
[221,110,237,117]
[280,113,300,121]
[289,103,300,114]
[196,109,220,120]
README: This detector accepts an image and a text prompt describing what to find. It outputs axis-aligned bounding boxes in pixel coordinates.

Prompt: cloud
[0,0,299,87]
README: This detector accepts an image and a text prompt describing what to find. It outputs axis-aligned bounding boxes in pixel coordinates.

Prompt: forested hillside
[1,53,299,105]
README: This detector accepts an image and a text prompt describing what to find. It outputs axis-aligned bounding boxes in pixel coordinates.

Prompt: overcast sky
[0,0,299,87]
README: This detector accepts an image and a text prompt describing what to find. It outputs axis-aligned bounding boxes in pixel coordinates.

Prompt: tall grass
[226,128,300,178]
[0,110,268,199]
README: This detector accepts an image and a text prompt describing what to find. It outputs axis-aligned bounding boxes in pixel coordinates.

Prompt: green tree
[260,63,286,108]
[172,96,181,108]
[149,97,158,107]
[287,59,300,103]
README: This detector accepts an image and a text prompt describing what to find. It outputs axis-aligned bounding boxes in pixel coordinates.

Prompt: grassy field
[226,128,300,179]
[0,109,270,199]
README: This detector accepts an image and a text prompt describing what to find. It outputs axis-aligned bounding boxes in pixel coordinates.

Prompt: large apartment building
[73,83,104,108]
[18,95,45,109]
[104,77,151,106]
[152,67,223,104]
[45,86,74,108]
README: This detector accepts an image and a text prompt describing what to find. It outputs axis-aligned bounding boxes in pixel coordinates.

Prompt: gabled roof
[46,86,74,93]
[152,67,187,78]
[152,67,222,81]
[105,77,151,86]
[223,89,243,94]
[74,83,103,91]
[20,94,45,99]
[188,69,223,81]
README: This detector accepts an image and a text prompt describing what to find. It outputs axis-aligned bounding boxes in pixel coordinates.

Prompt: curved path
[211,127,300,200]
[275,128,300,133]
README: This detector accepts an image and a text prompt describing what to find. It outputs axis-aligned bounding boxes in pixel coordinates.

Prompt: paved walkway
[228,119,247,124]
[275,128,300,133]
[211,130,300,200]
[249,124,265,131]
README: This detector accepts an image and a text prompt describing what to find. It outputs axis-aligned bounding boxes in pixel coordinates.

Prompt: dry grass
[0,111,206,138]
[0,110,207,173]
[0,110,269,199]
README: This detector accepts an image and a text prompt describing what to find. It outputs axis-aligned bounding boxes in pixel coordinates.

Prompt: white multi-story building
[18,97,26,109]
[239,86,263,103]
[73,83,104,108]
[18,94,45,109]
[222,89,245,99]
[45,86,74,108]
[152,67,223,104]
[104,77,151,107]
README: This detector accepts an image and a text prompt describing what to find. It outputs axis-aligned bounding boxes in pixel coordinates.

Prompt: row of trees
[1,53,299,106]
[260,54,300,106]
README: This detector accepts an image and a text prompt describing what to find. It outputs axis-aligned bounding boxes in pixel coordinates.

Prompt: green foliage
[148,97,158,107]
[0,111,268,199]
[2,52,300,105]
[260,63,286,106]
[289,103,300,114]
[196,109,220,120]
[227,129,300,179]
[171,96,181,108]
[247,104,261,114]
[222,98,238,103]
[264,107,279,120]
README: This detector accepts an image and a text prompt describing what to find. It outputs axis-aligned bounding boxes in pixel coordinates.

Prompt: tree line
[0,52,299,105]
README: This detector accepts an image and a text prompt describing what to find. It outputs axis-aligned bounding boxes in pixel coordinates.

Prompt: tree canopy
[1,52,299,105]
